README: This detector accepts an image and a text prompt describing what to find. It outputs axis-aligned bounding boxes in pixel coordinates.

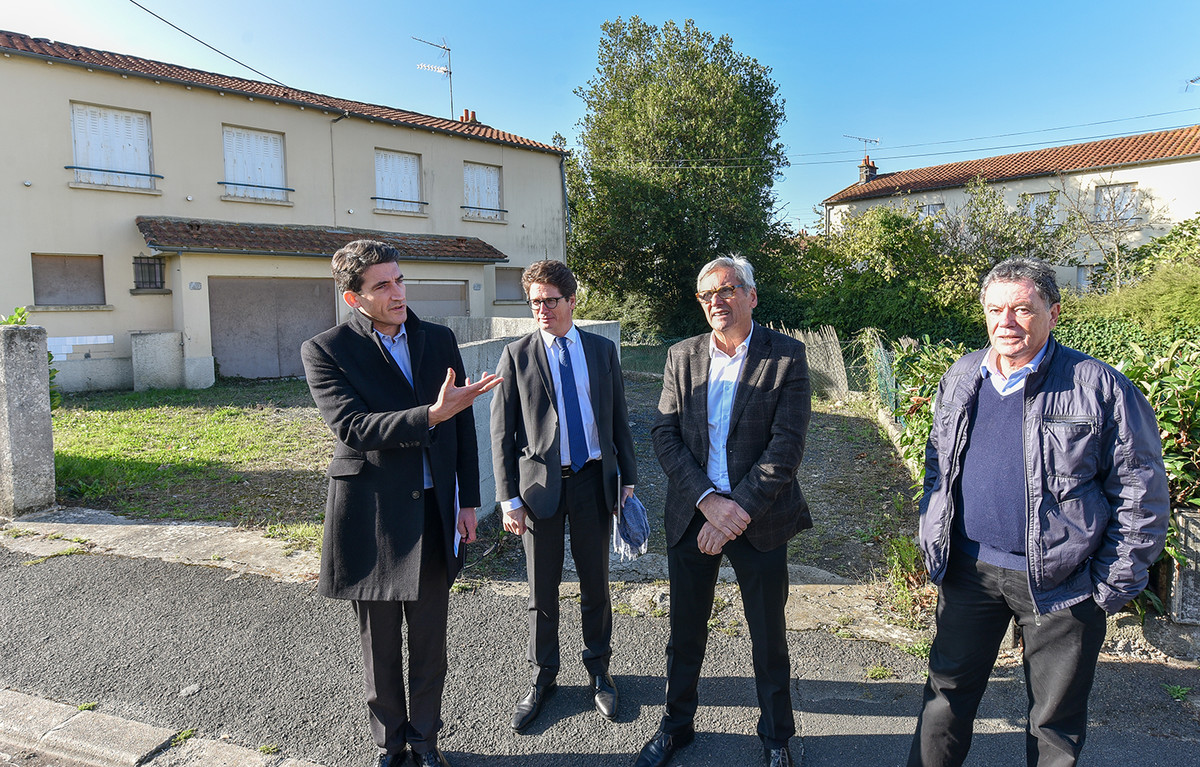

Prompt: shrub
[891,336,970,479]
[1116,340,1200,509]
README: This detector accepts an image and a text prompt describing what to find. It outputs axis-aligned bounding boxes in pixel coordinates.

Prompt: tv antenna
[843,134,880,155]
[1187,74,1200,92]
[413,36,453,118]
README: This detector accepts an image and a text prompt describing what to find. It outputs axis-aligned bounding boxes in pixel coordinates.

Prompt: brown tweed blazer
[651,323,812,551]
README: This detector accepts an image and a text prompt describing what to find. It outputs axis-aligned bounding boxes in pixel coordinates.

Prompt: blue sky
[7,0,1200,231]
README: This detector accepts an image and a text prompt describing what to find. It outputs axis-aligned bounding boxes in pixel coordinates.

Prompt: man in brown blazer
[302,240,500,767]
[491,260,638,732]
[635,255,811,767]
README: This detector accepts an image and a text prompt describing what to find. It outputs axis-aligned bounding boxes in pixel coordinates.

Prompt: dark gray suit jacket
[490,328,637,518]
[301,309,479,601]
[652,323,812,551]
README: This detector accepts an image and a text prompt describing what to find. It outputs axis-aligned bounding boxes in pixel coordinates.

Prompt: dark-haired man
[908,257,1169,766]
[491,259,638,732]
[302,239,500,767]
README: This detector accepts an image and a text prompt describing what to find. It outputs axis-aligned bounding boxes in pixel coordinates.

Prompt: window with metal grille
[133,256,165,290]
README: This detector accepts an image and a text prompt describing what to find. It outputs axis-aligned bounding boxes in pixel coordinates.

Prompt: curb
[0,689,324,767]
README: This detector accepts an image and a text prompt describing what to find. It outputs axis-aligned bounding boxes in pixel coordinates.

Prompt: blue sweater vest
[953,381,1027,571]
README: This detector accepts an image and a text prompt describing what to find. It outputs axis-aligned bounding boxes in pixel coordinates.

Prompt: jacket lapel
[531,331,556,408]
[689,335,711,454]
[581,331,605,413]
[729,324,768,433]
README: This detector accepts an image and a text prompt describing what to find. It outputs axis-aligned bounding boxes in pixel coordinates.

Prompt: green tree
[566,17,788,336]
[942,176,1082,284]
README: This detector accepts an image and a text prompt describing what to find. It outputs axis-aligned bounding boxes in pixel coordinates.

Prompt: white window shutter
[375,150,421,212]
[71,104,152,188]
[223,126,286,200]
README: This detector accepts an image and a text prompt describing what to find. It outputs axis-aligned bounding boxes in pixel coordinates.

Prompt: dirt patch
[472,371,918,584]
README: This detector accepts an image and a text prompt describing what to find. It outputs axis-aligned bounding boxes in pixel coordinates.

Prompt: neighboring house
[1,30,566,390]
[822,125,1200,288]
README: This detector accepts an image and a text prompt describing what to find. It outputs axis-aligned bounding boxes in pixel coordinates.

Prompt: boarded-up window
[463,162,502,220]
[70,103,154,189]
[375,150,423,213]
[222,126,287,201]
[32,254,106,306]
[495,267,525,301]
[407,280,469,317]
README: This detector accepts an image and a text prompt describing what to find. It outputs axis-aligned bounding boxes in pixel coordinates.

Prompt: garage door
[208,277,336,378]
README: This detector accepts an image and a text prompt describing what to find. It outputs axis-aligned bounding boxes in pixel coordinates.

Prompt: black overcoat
[301,309,480,601]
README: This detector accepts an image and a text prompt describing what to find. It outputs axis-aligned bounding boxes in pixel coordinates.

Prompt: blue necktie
[555,336,589,472]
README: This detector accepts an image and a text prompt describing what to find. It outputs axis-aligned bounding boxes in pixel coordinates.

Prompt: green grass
[263,521,323,553]
[52,379,331,526]
[620,344,670,374]
[171,728,196,747]
[865,664,894,680]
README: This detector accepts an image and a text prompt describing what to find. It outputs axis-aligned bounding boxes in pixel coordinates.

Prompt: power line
[126,0,287,86]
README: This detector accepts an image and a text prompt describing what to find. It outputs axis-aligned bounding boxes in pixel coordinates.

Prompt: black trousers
[661,512,794,748]
[353,492,449,757]
[522,460,613,685]
[908,555,1107,767]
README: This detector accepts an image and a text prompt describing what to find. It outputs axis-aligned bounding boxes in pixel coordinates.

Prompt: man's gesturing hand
[697,493,750,541]
[428,368,502,425]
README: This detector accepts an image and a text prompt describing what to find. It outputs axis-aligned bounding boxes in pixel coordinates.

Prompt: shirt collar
[708,324,753,359]
[981,338,1049,382]
[540,323,579,349]
[375,324,407,345]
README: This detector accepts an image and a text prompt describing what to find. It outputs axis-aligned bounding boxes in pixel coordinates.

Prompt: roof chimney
[461,108,470,122]
[859,155,877,183]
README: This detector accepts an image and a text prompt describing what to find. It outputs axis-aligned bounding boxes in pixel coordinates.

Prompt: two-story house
[822,125,1200,288]
[1,30,566,390]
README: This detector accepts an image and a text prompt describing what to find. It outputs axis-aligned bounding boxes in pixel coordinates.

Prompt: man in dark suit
[635,255,811,767]
[490,260,638,732]
[301,240,500,767]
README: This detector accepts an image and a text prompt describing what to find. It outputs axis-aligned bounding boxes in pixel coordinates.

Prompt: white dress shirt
[700,325,753,503]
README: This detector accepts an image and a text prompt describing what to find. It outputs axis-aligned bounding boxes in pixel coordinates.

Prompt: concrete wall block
[0,325,56,518]
[53,357,134,392]
[131,331,185,391]
[1170,508,1200,626]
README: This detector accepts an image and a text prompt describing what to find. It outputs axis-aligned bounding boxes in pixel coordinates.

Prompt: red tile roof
[1,29,562,155]
[135,217,509,263]
[823,125,1200,204]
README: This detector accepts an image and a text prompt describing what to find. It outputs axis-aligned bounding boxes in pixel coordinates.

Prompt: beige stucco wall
[824,156,1200,287]
[1,51,565,389]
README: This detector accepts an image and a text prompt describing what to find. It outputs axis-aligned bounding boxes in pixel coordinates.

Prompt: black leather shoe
[592,673,618,720]
[511,682,556,732]
[374,752,405,767]
[633,726,694,767]
[764,745,793,767]
[413,748,451,767]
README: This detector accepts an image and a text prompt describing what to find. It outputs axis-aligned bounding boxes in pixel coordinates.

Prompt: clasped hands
[697,493,751,555]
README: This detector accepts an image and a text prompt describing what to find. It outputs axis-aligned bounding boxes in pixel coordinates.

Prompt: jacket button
[411,490,421,500]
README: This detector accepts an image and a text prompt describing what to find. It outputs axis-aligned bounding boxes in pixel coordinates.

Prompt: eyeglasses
[527,296,564,310]
[695,284,744,304]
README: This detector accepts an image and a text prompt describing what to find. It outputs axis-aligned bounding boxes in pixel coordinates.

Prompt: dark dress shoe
[511,682,556,732]
[413,748,451,767]
[592,673,618,720]
[764,745,794,767]
[633,726,694,767]
[374,752,405,767]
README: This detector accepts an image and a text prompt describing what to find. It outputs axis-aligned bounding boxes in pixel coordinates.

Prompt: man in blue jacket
[908,257,1169,767]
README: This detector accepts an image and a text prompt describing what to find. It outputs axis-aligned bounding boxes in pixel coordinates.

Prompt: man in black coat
[302,240,500,767]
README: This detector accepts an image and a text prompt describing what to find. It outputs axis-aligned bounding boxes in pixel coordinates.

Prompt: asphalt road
[3,545,1199,767]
